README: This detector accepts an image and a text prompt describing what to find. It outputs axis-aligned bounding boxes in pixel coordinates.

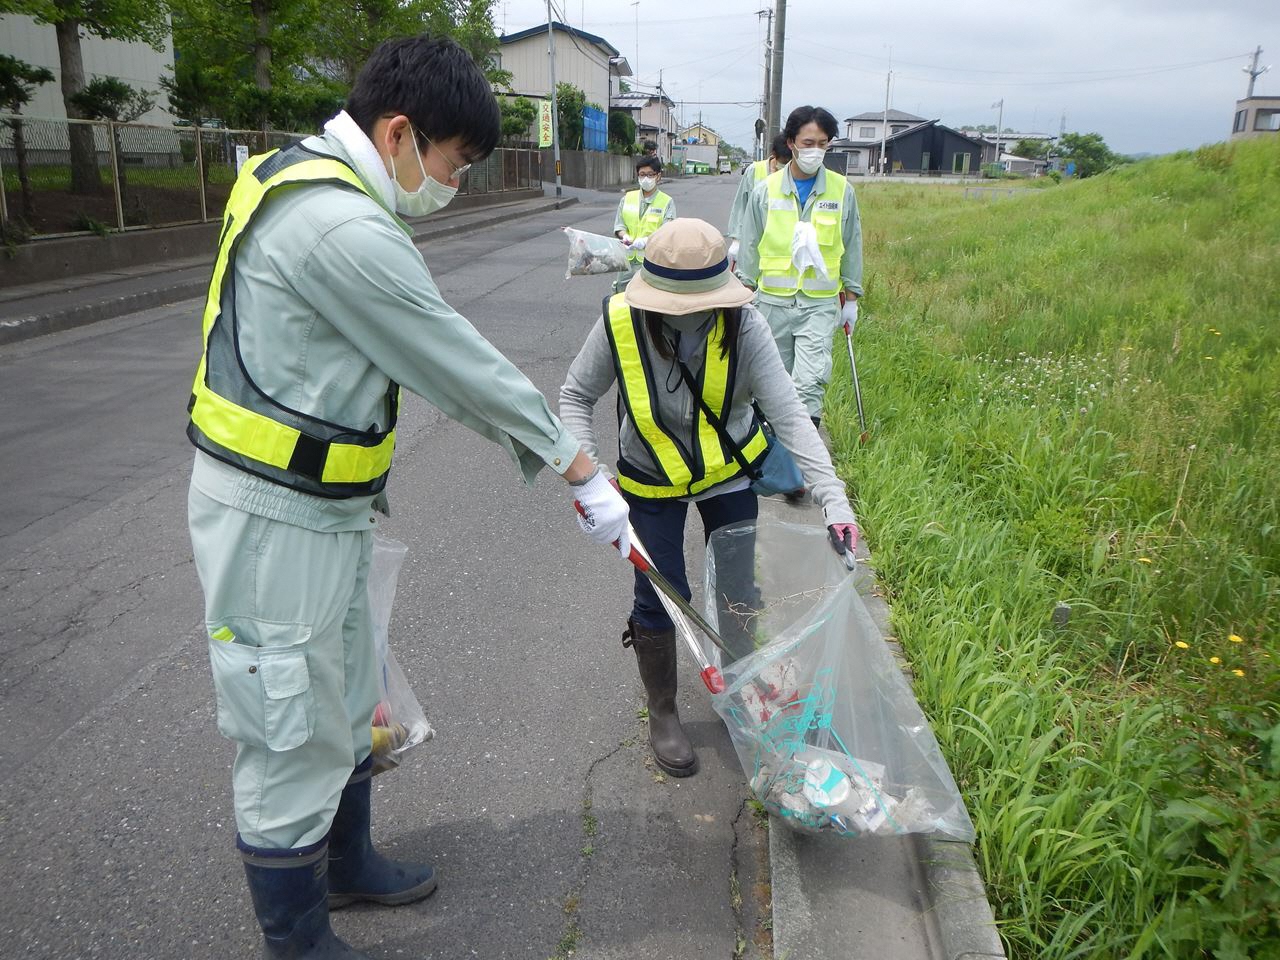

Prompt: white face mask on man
[638,175,658,192]
[794,147,826,176]
[386,126,458,217]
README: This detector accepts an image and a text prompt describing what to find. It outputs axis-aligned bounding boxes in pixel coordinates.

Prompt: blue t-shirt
[794,174,816,209]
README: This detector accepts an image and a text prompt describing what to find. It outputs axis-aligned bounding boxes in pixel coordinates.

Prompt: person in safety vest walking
[612,155,676,292]
[725,133,792,265]
[559,218,858,778]
[185,36,629,960]
[735,106,862,425]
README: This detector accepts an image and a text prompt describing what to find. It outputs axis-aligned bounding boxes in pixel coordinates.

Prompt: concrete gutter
[0,194,577,347]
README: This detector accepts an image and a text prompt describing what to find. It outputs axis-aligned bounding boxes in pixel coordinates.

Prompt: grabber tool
[840,293,869,445]
[575,503,728,694]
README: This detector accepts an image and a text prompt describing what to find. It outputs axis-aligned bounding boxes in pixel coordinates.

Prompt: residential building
[1231,96,1280,140]
[498,21,630,119]
[830,120,987,177]
[611,90,678,160]
[679,122,721,146]
[959,129,1055,166]
[843,109,926,144]
[0,13,174,123]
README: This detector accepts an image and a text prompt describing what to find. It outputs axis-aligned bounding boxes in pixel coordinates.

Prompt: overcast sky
[497,0,1279,155]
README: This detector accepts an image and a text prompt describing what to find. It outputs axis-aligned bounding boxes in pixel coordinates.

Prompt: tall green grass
[826,138,1280,958]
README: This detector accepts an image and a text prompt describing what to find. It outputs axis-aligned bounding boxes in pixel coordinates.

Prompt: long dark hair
[641,307,742,362]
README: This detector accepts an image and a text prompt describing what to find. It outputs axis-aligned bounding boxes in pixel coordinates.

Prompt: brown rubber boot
[623,620,699,777]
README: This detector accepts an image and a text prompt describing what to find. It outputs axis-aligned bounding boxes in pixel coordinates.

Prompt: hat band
[640,255,731,295]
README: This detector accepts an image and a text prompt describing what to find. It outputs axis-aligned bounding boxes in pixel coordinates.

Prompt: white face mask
[794,147,826,176]
[386,127,458,217]
[638,175,658,192]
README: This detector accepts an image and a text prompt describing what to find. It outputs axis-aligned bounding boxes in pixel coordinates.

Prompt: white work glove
[573,470,631,557]
[841,298,858,329]
[727,239,740,261]
[631,236,648,252]
[619,231,633,245]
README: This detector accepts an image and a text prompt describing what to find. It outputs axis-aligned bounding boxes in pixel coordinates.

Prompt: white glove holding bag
[728,239,740,261]
[841,298,859,329]
[574,471,631,557]
[631,236,648,252]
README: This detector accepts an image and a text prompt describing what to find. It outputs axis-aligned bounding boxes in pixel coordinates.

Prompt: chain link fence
[1,116,543,240]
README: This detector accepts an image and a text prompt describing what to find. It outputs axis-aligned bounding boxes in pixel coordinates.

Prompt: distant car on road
[718,158,732,174]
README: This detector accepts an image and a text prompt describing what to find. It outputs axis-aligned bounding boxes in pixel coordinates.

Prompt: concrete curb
[0,196,579,347]
[762,497,1006,960]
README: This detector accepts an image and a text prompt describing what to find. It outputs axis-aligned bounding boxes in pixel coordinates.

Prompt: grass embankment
[825,139,1280,958]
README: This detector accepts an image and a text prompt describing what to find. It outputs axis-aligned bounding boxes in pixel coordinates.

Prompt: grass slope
[825,138,1280,959]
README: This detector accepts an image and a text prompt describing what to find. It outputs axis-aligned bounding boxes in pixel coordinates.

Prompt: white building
[611,90,677,160]
[498,21,629,116]
[0,14,173,122]
[1231,96,1280,140]
[843,109,926,144]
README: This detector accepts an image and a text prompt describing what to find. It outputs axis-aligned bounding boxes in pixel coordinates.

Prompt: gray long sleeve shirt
[558,305,855,526]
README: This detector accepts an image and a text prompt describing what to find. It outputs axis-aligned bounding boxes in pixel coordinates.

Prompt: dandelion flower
[1232,669,1245,677]
[1228,634,1243,643]
[1174,641,1190,649]
[1209,656,1222,664]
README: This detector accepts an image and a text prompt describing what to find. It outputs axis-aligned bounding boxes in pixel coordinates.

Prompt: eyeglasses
[425,136,471,179]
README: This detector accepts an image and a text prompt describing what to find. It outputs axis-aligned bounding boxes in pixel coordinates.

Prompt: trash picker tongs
[575,504,728,694]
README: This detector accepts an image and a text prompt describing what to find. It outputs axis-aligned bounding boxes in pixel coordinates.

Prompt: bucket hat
[624,218,755,316]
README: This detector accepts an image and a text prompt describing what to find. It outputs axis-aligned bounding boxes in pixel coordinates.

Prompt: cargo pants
[755,296,842,419]
[188,485,378,849]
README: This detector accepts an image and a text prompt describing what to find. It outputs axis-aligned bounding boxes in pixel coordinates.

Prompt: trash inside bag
[790,220,828,281]
[564,226,631,278]
[368,535,435,774]
[701,518,975,841]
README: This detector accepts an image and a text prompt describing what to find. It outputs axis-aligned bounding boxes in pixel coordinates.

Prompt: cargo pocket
[207,619,315,752]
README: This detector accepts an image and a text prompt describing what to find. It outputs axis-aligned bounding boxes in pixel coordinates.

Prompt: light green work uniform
[725,158,769,241]
[189,125,580,850]
[611,187,676,293]
[734,166,863,418]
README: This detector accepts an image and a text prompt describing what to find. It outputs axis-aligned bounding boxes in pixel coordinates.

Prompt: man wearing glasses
[735,105,863,426]
[186,35,628,959]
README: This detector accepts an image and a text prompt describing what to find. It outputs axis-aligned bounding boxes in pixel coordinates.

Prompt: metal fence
[0,115,542,239]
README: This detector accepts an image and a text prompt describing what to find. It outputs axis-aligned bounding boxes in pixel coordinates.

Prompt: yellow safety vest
[187,146,401,498]
[756,169,847,298]
[751,159,770,182]
[620,189,672,263]
[603,293,768,498]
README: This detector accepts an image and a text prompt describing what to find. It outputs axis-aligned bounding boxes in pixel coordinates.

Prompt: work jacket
[756,167,847,298]
[734,165,864,305]
[726,159,770,240]
[615,189,675,263]
[559,297,856,523]
[188,120,580,531]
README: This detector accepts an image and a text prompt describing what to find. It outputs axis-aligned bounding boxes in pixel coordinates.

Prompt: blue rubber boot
[239,835,369,959]
[327,756,438,909]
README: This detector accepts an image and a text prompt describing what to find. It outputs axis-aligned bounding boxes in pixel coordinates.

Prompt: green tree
[555,81,585,150]
[0,54,55,224]
[9,0,169,194]
[1058,131,1123,178]
[1013,138,1049,161]
[70,75,155,198]
[608,108,635,150]
[499,95,537,143]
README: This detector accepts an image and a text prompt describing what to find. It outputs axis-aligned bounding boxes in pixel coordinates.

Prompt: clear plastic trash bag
[701,518,975,841]
[368,535,434,774]
[564,226,630,278]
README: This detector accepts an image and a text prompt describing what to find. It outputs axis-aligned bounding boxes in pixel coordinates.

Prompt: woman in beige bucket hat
[559,218,859,777]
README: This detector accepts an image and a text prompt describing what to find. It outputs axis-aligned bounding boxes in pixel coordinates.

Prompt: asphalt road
[0,174,779,960]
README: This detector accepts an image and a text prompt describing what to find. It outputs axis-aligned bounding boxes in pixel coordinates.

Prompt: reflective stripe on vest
[756,168,846,298]
[621,189,671,263]
[603,293,768,499]
[187,146,401,498]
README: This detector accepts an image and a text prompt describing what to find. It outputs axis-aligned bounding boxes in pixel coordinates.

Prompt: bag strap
[673,353,763,482]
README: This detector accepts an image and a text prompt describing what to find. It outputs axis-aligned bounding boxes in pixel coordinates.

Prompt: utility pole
[545,6,562,198]
[879,70,890,176]
[992,98,1004,169]
[767,0,786,141]
[1244,45,1269,97]
[631,1,640,80]
[658,69,666,160]
[757,7,773,159]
